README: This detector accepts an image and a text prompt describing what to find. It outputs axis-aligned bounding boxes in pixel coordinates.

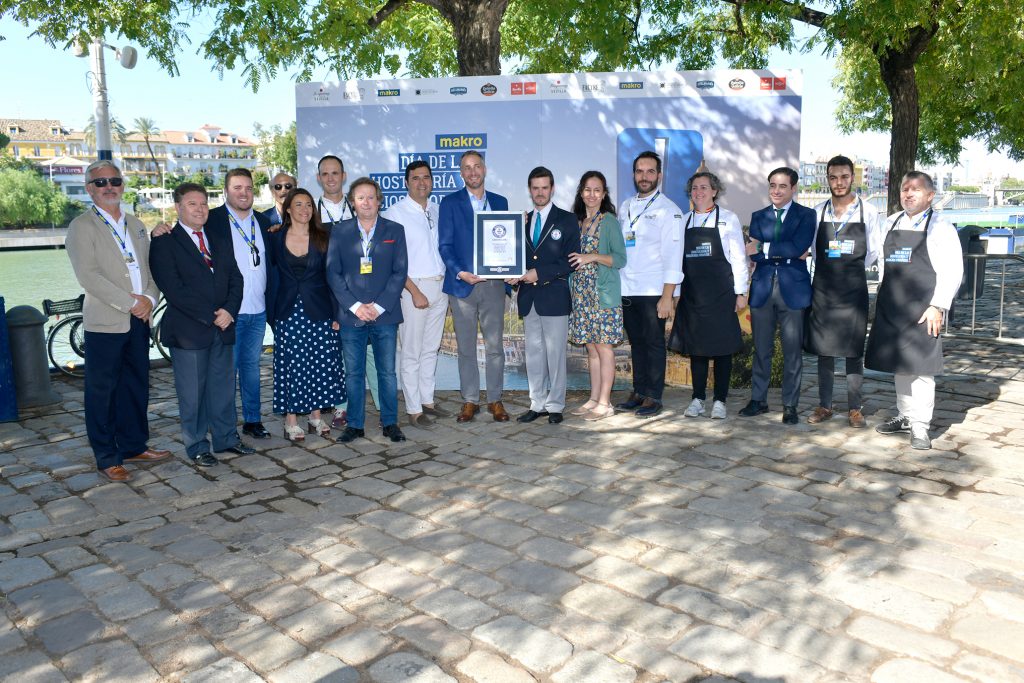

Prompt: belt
[766,258,795,265]
[411,274,444,281]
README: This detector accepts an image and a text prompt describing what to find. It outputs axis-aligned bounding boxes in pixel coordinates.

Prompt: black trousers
[622,296,666,401]
[691,355,733,403]
[84,316,150,469]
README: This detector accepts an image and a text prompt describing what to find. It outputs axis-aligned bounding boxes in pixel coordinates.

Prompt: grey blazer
[66,208,160,333]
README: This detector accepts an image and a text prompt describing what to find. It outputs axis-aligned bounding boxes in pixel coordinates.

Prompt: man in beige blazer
[66,160,169,482]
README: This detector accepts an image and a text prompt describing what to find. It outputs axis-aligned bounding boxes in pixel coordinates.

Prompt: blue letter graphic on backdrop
[617,128,703,210]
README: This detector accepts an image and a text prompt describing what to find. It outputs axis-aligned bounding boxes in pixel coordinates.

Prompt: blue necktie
[533,212,542,246]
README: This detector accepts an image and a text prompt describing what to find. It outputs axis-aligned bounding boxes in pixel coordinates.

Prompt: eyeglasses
[273,183,294,191]
[89,177,124,187]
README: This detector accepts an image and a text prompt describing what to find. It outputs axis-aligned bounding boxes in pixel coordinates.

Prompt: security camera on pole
[73,38,137,161]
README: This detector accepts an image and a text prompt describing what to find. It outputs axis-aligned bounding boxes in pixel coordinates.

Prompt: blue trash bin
[0,296,18,422]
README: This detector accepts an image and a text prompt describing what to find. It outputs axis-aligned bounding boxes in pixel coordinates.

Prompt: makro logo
[696,80,715,89]
[619,82,644,90]
[481,83,497,96]
[450,87,468,95]
[435,134,488,150]
[728,78,745,90]
[377,88,400,97]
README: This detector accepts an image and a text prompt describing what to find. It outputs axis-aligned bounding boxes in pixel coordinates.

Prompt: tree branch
[368,0,410,29]
[721,0,831,29]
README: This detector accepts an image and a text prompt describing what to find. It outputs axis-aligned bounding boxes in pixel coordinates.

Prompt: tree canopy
[0,168,75,228]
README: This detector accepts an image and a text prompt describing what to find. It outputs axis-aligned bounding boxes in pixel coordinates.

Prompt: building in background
[1,118,71,161]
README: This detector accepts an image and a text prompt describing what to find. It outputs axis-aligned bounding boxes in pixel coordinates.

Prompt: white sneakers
[711,400,727,419]
[684,399,728,419]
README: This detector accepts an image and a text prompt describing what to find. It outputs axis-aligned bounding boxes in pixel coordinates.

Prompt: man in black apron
[865,171,963,450]
[806,155,882,428]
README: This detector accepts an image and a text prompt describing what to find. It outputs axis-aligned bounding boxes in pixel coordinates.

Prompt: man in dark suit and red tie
[508,166,581,425]
[740,167,816,424]
[149,183,253,468]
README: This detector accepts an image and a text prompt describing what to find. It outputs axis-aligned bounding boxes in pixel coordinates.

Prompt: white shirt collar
[94,204,125,228]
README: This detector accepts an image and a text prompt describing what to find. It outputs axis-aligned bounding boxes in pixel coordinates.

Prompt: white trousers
[894,373,936,430]
[399,277,448,415]
[524,308,569,413]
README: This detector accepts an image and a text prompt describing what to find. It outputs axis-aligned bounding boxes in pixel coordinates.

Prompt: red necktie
[193,231,214,269]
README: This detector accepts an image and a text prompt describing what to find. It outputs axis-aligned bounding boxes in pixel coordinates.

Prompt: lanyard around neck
[628,191,660,229]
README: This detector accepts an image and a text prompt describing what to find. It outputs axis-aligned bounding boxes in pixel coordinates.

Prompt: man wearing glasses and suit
[262,171,296,225]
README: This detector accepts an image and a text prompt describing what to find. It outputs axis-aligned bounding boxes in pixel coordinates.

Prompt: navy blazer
[517,205,580,317]
[149,224,244,349]
[266,225,335,326]
[260,206,283,226]
[326,217,408,327]
[748,202,816,309]
[438,187,509,299]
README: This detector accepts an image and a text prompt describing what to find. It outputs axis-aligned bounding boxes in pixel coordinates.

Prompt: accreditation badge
[625,231,636,247]
[360,256,373,274]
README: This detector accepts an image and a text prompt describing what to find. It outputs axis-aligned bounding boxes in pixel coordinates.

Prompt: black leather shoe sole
[338,427,365,443]
[635,403,663,418]
[242,423,271,439]
[216,444,255,455]
[738,402,769,417]
[517,410,548,423]
[192,453,219,468]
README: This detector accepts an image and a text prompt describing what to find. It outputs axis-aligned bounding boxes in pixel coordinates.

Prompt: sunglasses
[89,177,124,187]
[273,183,294,191]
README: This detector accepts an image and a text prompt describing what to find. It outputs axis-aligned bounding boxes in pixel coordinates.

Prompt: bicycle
[150,296,171,363]
[42,295,86,378]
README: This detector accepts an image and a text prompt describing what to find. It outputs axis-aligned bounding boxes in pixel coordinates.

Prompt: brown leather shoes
[488,401,510,422]
[848,408,867,428]
[456,402,479,423]
[806,406,834,424]
[99,465,132,482]
[124,448,172,462]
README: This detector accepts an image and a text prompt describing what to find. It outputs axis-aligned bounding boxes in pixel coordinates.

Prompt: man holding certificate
[438,151,512,423]
[509,167,580,424]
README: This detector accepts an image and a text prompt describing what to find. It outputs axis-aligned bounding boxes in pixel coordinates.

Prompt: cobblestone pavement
[2,337,1023,682]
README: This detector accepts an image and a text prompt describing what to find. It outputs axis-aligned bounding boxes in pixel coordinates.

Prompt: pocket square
[383,239,395,244]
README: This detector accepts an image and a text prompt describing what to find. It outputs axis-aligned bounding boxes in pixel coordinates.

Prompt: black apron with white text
[668,207,743,357]
[864,213,943,375]
[804,202,869,357]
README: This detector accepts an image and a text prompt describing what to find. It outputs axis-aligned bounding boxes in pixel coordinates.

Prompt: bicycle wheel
[48,316,86,378]
[151,302,172,363]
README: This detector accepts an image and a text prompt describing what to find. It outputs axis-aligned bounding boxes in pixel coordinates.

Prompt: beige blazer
[65,208,160,333]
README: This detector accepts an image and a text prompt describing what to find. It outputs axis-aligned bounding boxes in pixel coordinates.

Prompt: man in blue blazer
[149,183,252,468]
[438,150,512,424]
[326,178,409,444]
[740,167,816,424]
[510,167,580,424]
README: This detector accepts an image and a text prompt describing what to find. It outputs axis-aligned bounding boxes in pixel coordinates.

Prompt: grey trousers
[449,279,506,403]
[750,279,805,407]
[170,336,240,458]
[523,309,569,413]
[818,355,864,410]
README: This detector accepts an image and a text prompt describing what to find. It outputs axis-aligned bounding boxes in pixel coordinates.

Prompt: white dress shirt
[319,196,352,224]
[382,196,443,278]
[94,205,151,303]
[617,190,685,296]
[225,205,267,315]
[682,206,748,295]
[878,210,964,311]
[811,197,883,268]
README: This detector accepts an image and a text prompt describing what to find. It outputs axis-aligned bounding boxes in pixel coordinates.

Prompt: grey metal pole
[89,38,113,161]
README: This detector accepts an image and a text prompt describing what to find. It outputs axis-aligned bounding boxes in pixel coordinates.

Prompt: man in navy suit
[740,167,816,424]
[326,178,410,444]
[438,150,511,424]
[149,183,253,468]
[509,167,580,424]
[204,168,276,440]
[260,171,296,226]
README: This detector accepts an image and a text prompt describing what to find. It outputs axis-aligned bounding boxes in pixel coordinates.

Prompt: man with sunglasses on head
[66,161,170,482]
[262,171,296,226]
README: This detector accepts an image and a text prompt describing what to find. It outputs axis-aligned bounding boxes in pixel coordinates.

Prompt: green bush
[730,333,786,389]
[0,168,73,228]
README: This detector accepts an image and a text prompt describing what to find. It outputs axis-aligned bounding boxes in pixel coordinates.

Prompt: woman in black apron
[668,172,747,419]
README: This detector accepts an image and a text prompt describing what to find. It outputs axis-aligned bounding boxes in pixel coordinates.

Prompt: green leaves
[0,168,73,228]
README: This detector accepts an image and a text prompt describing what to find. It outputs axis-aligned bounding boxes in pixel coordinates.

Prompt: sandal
[583,403,615,421]
[570,400,598,416]
[283,423,305,442]
[307,418,331,437]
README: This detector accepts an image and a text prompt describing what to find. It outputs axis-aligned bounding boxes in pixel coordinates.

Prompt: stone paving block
[669,624,825,681]
[411,588,498,630]
[0,531,44,552]
[846,615,958,664]
[871,658,971,683]
[952,652,1024,683]
[7,578,89,626]
[222,625,307,674]
[180,658,263,682]
[304,574,374,605]
[517,535,596,567]
[231,454,287,479]
[485,589,561,627]
[0,649,68,683]
[136,562,197,592]
[456,650,535,683]
[358,509,438,539]
[551,649,637,683]
[38,548,98,574]
[358,562,438,601]
[472,615,573,673]
[348,593,415,627]
[367,652,455,682]
[494,559,582,598]
[338,476,403,499]
[818,575,954,632]
[195,554,285,595]
[445,541,517,572]
[0,556,56,591]
[563,583,690,640]
[322,628,396,665]
[59,640,159,681]
[657,584,770,634]
[578,555,668,598]
[951,613,1024,663]
[278,601,357,646]
[268,652,359,683]
[122,609,190,646]
[164,579,234,616]
[312,542,380,575]
[92,580,159,620]
[246,583,319,619]
[460,515,536,547]
[198,604,267,638]
[548,499,638,531]
[165,535,230,562]
[429,564,503,598]
[382,544,446,574]
[615,638,703,682]
[34,609,108,655]
[147,634,222,676]
[980,589,1024,624]
[756,616,880,676]
[547,611,628,651]
[391,614,472,660]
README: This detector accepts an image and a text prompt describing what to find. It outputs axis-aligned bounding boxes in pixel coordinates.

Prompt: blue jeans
[339,323,398,429]
[234,311,266,423]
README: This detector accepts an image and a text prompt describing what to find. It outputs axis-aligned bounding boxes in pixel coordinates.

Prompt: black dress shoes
[739,400,769,417]
[242,422,271,439]
[382,424,407,442]
[217,443,256,455]
[517,410,548,423]
[192,452,219,468]
[635,399,663,418]
[547,412,563,424]
[782,406,798,424]
[338,427,365,443]
[615,392,644,411]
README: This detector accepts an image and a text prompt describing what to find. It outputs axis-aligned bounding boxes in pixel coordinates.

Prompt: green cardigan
[577,212,627,309]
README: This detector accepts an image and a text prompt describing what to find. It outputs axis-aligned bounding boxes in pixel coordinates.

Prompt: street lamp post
[75,38,137,161]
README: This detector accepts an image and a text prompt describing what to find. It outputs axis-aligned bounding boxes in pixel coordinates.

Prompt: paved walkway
[1,338,1023,682]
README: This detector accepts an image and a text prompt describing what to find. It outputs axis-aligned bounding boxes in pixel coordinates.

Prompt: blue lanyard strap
[585,212,602,234]
[826,198,860,240]
[894,209,932,232]
[319,198,351,224]
[628,191,660,230]
[92,206,129,255]
[684,205,718,230]
[228,211,258,251]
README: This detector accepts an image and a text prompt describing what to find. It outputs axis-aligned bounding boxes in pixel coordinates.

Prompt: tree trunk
[879,53,920,214]
[439,1,509,76]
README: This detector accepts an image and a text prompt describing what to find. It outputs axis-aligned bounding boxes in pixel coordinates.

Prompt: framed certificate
[473,211,526,278]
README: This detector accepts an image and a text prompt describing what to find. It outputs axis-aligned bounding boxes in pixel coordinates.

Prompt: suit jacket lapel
[174,223,213,272]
